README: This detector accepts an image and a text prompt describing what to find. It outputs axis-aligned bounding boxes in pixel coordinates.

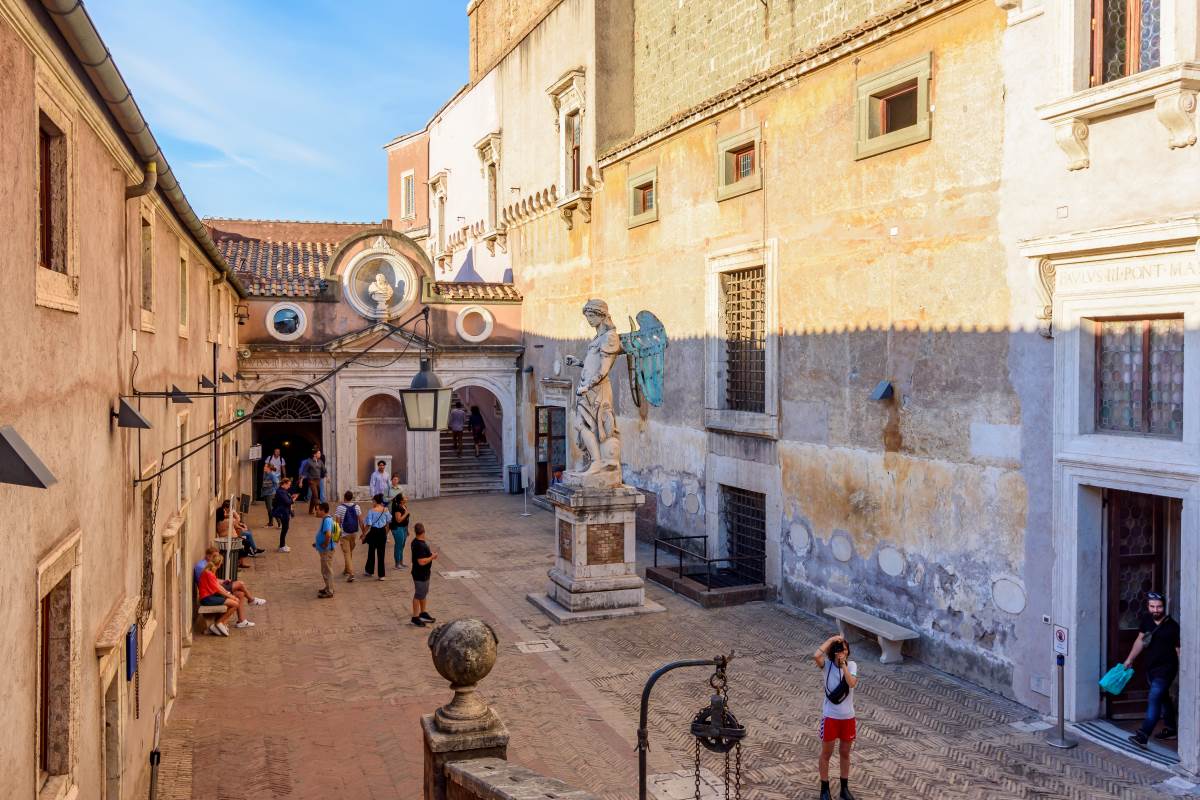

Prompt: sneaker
[411,616,426,627]
[363,571,372,577]
[251,597,267,606]
[207,624,220,636]
[1156,727,1178,741]
[347,575,356,582]
[235,620,255,629]
[378,576,386,581]
[279,546,291,553]
[419,612,436,622]
[1129,731,1149,747]
[215,623,230,637]
[317,589,334,599]
[394,562,402,569]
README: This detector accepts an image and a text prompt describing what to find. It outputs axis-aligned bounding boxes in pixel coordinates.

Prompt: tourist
[334,490,361,582]
[814,634,858,800]
[361,494,390,581]
[302,450,326,515]
[217,500,264,558]
[469,405,485,457]
[449,401,467,457]
[266,447,286,478]
[314,449,328,503]
[369,460,390,498]
[313,502,337,598]
[197,554,250,635]
[390,491,410,569]
[386,474,403,504]
[409,522,438,627]
[297,454,311,501]
[193,546,267,612]
[1125,592,1181,746]
[273,477,295,552]
[260,462,280,527]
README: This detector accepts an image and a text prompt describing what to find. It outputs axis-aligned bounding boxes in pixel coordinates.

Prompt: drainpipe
[125,161,157,199]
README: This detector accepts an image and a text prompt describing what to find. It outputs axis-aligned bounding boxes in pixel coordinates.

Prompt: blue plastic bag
[1099,664,1134,695]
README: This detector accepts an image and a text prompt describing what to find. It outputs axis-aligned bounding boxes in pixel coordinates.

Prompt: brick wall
[558,519,573,560]
[631,0,912,134]
[586,523,624,565]
[469,0,565,82]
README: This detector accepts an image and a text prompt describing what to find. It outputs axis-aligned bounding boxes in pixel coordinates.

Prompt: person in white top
[368,460,390,498]
[266,448,286,478]
[448,402,468,457]
[813,635,858,800]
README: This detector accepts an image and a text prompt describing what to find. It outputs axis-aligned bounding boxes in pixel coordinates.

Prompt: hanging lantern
[399,355,452,431]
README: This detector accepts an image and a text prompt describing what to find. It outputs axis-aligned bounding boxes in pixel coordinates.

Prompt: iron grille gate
[722,266,766,413]
[720,485,766,585]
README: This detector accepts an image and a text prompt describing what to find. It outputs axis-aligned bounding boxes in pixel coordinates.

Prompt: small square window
[636,183,654,213]
[627,168,658,227]
[855,53,932,160]
[38,113,67,274]
[715,128,762,201]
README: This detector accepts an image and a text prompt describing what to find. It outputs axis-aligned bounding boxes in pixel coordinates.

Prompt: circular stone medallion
[830,532,854,563]
[659,485,677,508]
[992,577,1027,615]
[683,492,701,515]
[878,546,905,577]
[789,523,811,557]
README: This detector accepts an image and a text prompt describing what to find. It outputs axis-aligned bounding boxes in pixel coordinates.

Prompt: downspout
[125,161,156,199]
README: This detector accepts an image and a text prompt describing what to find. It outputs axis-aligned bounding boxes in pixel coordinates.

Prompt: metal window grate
[722,266,766,412]
[720,485,766,584]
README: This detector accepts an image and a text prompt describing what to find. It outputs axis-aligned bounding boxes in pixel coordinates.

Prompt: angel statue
[368,272,394,316]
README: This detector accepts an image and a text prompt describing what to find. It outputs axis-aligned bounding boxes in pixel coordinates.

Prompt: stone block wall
[468,0,565,82]
[445,758,599,799]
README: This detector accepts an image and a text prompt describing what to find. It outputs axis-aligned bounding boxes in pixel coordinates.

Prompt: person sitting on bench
[217,500,265,562]
[194,547,266,614]
[196,554,254,635]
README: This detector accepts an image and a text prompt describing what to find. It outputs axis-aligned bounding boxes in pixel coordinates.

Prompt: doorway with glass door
[534,405,566,495]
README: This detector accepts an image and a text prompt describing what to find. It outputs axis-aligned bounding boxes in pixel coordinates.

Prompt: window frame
[266,301,308,342]
[627,167,658,228]
[33,70,78,314]
[35,530,81,799]
[1091,0,1161,86]
[715,127,763,201]
[400,170,416,220]
[138,209,155,331]
[854,53,932,160]
[177,244,190,337]
[1093,314,1184,438]
[566,110,582,194]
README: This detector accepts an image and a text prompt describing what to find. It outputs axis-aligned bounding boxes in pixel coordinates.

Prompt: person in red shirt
[197,554,244,636]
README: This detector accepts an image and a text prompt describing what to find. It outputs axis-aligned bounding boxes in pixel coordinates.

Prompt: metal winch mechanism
[638,653,747,800]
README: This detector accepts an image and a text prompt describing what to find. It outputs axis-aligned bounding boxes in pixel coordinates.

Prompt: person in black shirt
[1124,592,1181,746]
[409,522,438,627]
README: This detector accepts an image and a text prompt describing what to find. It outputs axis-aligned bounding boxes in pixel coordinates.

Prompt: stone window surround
[626,166,658,228]
[138,200,156,333]
[715,126,762,202]
[1037,0,1200,170]
[339,240,420,321]
[33,66,79,315]
[703,239,780,439]
[177,242,190,338]
[266,301,308,342]
[704,450,783,591]
[455,305,495,344]
[994,0,1044,27]
[475,132,508,253]
[36,529,82,800]
[854,52,932,161]
[206,280,218,343]
[400,169,416,220]
[430,171,449,264]
[547,68,592,228]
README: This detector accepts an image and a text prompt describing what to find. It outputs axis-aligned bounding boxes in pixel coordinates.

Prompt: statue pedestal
[527,484,666,624]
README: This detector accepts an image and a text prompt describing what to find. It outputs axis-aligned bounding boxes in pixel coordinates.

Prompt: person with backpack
[813,634,858,800]
[360,494,390,581]
[390,491,410,569]
[468,405,486,457]
[334,490,362,582]
[273,477,295,552]
[313,502,337,598]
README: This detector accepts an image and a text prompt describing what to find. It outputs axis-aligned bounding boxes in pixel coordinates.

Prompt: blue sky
[87,1,467,222]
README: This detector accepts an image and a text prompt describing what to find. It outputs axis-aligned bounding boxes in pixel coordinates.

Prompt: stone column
[422,618,509,800]
[527,483,666,623]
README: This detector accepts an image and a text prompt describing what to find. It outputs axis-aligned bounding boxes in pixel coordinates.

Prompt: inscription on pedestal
[558,519,573,561]
[586,523,624,565]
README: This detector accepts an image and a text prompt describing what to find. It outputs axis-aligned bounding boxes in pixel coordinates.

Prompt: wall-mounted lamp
[0,425,57,488]
[870,381,894,401]
[199,375,217,389]
[523,366,535,374]
[112,399,152,430]
[220,373,235,384]
[235,303,250,326]
[168,385,193,404]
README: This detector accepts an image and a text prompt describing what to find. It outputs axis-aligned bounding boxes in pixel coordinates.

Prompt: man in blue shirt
[313,502,336,598]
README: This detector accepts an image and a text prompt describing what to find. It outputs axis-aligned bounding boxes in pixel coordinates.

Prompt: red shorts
[819,717,857,742]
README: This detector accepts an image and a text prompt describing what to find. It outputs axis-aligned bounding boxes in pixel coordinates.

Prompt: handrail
[652,534,765,588]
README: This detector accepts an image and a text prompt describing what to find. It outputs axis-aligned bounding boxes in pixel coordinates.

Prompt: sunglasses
[1147,592,1165,602]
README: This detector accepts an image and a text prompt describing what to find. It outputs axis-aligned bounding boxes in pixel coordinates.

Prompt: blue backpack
[341,503,360,533]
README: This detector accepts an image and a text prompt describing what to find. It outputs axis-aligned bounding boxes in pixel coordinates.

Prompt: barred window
[720,485,766,585]
[1096,317,1183,438]
[722,266,766,413]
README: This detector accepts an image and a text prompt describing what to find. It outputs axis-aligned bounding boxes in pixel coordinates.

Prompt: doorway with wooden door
[1104,489,1181,730]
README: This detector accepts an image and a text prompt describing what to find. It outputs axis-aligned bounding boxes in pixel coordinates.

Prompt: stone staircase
[440,430,504,495]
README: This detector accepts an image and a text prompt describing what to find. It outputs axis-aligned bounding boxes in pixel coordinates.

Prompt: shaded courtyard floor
[158,493,1182,799]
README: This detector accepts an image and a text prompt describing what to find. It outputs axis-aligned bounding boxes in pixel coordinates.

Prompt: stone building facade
[0,1,249,797]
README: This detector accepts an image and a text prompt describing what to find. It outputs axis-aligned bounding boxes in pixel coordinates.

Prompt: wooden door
[1105,489,1167,719]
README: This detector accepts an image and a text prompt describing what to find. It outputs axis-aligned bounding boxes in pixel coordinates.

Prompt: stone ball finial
[427,619,501,733]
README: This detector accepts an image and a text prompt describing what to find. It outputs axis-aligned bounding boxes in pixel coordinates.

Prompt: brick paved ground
[159,493,1181,799]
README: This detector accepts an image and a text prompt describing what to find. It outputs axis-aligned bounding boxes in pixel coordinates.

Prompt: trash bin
[506,465,524,495]
[214,536,242,582]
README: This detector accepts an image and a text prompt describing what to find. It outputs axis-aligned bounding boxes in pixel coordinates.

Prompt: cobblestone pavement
[159,494,1181,799]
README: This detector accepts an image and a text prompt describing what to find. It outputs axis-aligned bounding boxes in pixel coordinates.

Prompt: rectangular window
[727,143,755,183]
[715,128,762,201]
[402,173,415,218]
[487,163,498,229]
[635,183,654,214]
[38,113,67,274]
[178,416,189,506]
[207,281,218,342]
[855,54,932,160]
[1095,317,1183,438]
[140,217,153,312]
[1092,0,1161,85]
[39,573,72,781]
[627,168,658,228]
[566,111,581,193]
[722,266,766,413]
[720,485,766,585]
[178,256,188,331]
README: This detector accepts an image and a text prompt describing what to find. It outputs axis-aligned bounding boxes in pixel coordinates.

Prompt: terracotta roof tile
[428,282,522,303]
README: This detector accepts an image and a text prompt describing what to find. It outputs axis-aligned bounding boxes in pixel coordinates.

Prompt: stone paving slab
[158,494,1182,799]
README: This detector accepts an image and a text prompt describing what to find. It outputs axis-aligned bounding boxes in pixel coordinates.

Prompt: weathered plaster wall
[386,130,430,237]
[468,0,565,83]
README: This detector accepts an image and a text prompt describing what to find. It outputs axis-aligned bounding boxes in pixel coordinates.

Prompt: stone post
[422,618,510,800]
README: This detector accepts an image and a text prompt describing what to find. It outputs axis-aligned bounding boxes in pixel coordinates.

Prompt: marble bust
[368,273,393,316]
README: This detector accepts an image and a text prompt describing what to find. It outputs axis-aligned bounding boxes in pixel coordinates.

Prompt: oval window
[272,308,300,335]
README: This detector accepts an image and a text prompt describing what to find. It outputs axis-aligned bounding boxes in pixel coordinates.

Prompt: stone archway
[353,392,408,486]
[446,374,517,469]
[251,390,324,487]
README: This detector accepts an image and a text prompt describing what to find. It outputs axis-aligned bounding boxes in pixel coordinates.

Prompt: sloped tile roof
[428,282,523,303]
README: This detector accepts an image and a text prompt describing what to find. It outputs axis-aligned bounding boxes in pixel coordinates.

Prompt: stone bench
[825,606,918,664]
[193,588,226,634]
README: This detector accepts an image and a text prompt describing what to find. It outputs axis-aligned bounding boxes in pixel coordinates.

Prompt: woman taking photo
[361,493,390,580]
[390,491,410,569]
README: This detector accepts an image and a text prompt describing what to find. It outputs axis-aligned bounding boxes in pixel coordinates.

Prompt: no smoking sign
[1053,625,1069,656]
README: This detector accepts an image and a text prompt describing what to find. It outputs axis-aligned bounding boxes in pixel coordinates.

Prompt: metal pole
[638,657,722,800]
[1045,654,1077,749]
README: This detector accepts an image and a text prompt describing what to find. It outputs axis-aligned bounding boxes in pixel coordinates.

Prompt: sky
[87,1,467,222]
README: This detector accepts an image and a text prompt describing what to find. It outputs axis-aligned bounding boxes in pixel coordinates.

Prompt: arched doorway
[354,393,408,487]
[251,391,323,489]
[442,385,504,494]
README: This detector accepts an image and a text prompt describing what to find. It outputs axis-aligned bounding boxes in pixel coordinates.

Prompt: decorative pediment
[475,132,502,169]
[429,170,449,199]
[546,67,586,129]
